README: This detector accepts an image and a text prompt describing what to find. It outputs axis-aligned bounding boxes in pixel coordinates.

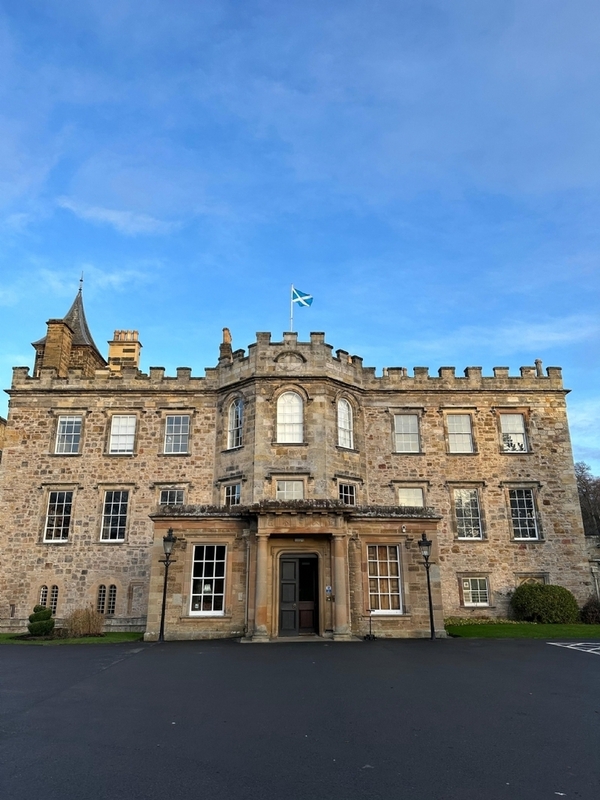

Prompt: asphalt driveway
[1,638,599,800]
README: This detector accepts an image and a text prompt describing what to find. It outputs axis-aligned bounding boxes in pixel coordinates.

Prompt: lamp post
[158,528,177,643]
[418,533,436,640]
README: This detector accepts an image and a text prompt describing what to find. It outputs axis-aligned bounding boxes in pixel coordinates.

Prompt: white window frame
[276,392,303,443]
[500,413,528,453]
[159,488,185,506]
[338,483,357,505]
[44,490,73,542]
[101,490,129,541]
[276,480,304,501]
[462,576,489,607]
[509,488,540,540]
[337,399,354,449]
[55,415,83,454]
[368,545,403,614]
[164,415,190,454]
[227,399,243,449]
[109,415,137,454]
[393,414,420,453]
[190,544,227,616]
[453,488,483,539]
[447,414,474,453]
[397,487,424,508]
[224,483,241,506]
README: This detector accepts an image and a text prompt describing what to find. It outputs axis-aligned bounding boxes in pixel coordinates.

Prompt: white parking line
[547,642,600,655]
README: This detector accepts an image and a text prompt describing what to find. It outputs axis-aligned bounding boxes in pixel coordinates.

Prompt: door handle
[292,603,297,609]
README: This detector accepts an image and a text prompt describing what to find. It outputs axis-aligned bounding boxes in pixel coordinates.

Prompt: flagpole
[290,284,294,332]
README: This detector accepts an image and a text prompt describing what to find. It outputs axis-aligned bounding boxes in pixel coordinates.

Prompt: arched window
[338,399,353,449]
[227,398,243,449]
[277,392,303,443]
[39,585,48,607]
[49,586,59,615]
[107,585,117,616]
[97,585,106,614]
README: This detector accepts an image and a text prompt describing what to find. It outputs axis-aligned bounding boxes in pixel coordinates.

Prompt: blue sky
[1,1,600,469]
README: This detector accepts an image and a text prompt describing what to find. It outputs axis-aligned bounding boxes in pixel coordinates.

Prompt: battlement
[9,331,565,394]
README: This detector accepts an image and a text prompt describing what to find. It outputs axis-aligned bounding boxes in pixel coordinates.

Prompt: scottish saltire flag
[292,287,313,306]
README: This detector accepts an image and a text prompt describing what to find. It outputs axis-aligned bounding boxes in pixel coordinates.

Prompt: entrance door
[279,556,318,636]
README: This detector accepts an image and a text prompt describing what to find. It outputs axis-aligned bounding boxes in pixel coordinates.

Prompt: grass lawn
[446,623,600,639]
[0,632,144,646]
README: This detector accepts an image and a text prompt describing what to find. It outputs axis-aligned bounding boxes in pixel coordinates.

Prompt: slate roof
[33,288,104,360]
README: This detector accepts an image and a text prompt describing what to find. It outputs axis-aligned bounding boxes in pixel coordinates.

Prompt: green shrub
[27,605,55,637]
[510,584,580,624]
[581,596,600,624]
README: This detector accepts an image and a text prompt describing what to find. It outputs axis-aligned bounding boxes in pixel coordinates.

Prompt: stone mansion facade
[0,290,592,639]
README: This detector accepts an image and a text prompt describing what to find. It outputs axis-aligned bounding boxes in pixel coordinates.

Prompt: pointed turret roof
[33,287,104,360]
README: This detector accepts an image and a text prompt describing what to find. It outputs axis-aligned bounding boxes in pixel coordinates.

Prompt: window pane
[509,489,538,539]
[339,484,356,505]
[55,416,82,454]
[225,484,241,506]
[277,392,303,443]
[454,489,482,538]
[228,399,243,449]
[159,489,184,506]
[447,415,473,453]
[463,577,489,606]
[276,480,304,500]
[500,414,527,452]
[44,491,73,541]
[101,490,129,540]
[107,585,117,615]
[190,545,226,615]
[394,414,420,453]
[109,415,136,454]
[338,399,354,449]
[97,585,106,614]
[367,545,403,614]
[164,415,190,454]
[397,488,424,507]
[50,586,59,614]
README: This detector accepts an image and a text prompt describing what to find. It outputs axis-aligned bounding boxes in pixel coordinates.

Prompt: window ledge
[222,446,244,454]
[182,614,230,620]
[447,452,479,456]
[106,453,137,458]
[511,538,544,544]
[501,451,532,456]
[392,451,423,456]
[40,540,70,545]
[271,441,309,447]
[158,452,191,457]
[455,537,488,542]
[50,453,82,457]
[98,540,127,545]
[336,446,359,453]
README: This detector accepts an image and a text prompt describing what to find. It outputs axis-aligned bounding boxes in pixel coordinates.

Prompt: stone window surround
[181,535,235,619]
[388,406,425,455]
[358,534,410,617]
[226,397,244,450]
[492,407,533,455]
[39,483,80,544]
[104,411,141,456]
[390,479,429,509]
[157,408,196,457]
[457,572,493,608]
[95,483,136,543]
[442,408,478,455]
[500,482,544,541]
[48,408,90,456]
[447,481,487,540]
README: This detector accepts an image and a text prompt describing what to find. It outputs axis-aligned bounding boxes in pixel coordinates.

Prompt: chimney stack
[107,330,142,372]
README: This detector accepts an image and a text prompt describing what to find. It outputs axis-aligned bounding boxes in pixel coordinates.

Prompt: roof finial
[79,272,84,293]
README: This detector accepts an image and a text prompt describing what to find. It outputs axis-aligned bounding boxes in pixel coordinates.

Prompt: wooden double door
[279,555,319,636]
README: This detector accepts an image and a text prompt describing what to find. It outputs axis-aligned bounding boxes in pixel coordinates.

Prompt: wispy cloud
[38,262,159,295]
[404,315,600,359]
[57,197,180,235]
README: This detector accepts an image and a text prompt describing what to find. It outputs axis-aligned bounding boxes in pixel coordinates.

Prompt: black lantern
[158,528,178,643]
[418,533,436,640]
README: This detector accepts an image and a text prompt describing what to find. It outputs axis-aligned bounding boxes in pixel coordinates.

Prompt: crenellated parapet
[10,329,565,396]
